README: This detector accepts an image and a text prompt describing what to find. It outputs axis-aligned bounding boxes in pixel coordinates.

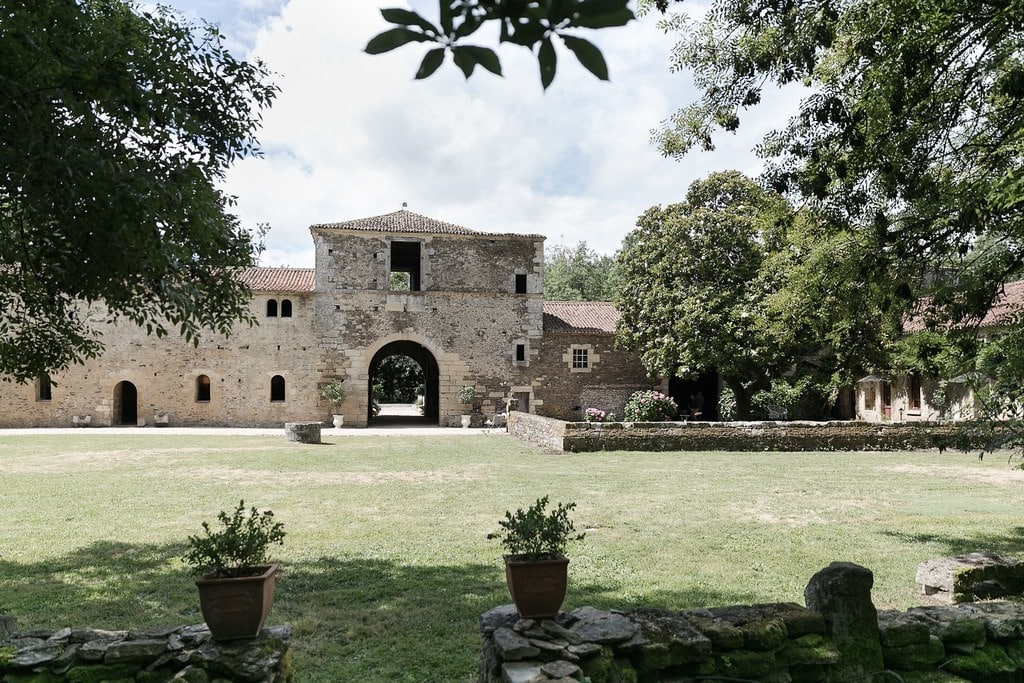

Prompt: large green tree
[544,241,619,301]
[652,0,1024,328]
[0,0,277,383]
[616,171,796,418]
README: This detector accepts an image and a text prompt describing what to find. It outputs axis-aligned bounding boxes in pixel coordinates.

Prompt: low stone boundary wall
[0,617,292,682]
[508,411,970,452]
[478,562,1024,682]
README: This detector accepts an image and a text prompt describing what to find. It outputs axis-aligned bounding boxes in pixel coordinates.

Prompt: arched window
[270,375,286,402]
[281,299,293,317]
[266,299,278,317]
[196,375,211,402]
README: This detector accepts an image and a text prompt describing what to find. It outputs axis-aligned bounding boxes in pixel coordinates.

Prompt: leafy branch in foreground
[365,0,634,89]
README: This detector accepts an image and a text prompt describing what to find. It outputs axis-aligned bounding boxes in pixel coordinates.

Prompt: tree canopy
[543,241,619,301]
[616,171,800,418]
[0,0,277,382]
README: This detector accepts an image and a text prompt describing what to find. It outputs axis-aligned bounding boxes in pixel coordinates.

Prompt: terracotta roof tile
[543,301,620,334]
[236,267,315,292]
[310,208,544,239]
[905,278,1024,332]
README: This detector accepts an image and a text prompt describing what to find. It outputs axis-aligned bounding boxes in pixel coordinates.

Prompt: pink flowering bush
[583,407,613,422]
[623,390,678,421]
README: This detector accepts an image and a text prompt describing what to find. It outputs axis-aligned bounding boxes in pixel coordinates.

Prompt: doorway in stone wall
[368,341,439,425]
[113,380,138,426]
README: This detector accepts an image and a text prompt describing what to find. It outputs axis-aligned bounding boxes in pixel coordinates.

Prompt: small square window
[572,348,589,369]
[515,273,527,294]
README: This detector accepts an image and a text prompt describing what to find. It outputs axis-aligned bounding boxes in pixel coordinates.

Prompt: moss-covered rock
[714,649,778,678]
[944,642,1017,679]
[777,633,840,667]
[888,672,970,683]
[742,618,788,651]
[64,664,139,683]
[882,634,945,670]
[1,672,65,683]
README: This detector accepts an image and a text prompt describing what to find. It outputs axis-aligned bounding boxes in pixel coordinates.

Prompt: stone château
[0,209,656,428]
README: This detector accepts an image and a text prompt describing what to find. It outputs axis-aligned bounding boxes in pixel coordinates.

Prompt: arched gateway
[368,340,440,425]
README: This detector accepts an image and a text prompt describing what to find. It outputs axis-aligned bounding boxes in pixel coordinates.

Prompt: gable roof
[309,208,543,239]
[543,301,620,334]
[236,267,315,292]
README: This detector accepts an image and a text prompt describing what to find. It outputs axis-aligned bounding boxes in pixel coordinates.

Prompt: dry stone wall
[0,618,292,682]
[508,412,971,452]
[479,562,1024,682]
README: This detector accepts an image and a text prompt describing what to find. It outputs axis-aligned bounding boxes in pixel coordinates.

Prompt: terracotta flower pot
[195,564,279,641]
[504,555,569,619]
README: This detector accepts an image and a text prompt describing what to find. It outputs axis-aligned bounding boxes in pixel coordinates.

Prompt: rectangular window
[390,241,421,291]
[516,344,526,362]
[36,375,52,401]
[908,373,922,410]
[572,348,589,369]
[515,273,527,294]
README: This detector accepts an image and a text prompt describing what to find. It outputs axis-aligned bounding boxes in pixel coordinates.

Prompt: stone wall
[507,411,971,452]
[478,562,1024,682]
[0,617,292,682]
[0,293,322,428]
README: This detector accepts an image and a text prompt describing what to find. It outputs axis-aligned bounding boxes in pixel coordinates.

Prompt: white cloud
[185,1,799,266]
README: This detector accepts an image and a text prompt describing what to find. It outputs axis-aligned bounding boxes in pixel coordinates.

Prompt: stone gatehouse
[0,209,658,428]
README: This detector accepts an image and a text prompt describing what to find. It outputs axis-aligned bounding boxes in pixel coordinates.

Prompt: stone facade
[0,209,657,428]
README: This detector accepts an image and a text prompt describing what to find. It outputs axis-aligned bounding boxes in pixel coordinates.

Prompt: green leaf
[538,37,557,90]
[574,8,634,29]
[364,27,429,55]
[379,8,438,34]
[415,48,446,79]
[561,34,609,80]
[457,45,502,76]
[452,46,477,78]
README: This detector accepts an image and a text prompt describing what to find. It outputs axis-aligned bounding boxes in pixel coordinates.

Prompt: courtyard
[1,431,1020,681]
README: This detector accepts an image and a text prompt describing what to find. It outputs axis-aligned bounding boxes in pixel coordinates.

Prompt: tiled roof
[905,278,1024,332]
[310,208,543,239]
[236,267,315,292]
[543,301,620,334]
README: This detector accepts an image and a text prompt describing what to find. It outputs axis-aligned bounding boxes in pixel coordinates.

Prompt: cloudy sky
[158,0,794,267]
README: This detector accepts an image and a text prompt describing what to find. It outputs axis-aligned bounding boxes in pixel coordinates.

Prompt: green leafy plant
[623,390,678,421]
[495,496,585,561]
[458,385,477,404]
[718,387,737,421]
[321,379,347,406]
[183,501,285,578]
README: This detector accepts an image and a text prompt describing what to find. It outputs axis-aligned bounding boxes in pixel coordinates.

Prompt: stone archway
[113,380,138,426]
[368,341,439,425]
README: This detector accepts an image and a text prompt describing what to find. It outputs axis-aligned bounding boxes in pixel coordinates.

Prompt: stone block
[284,422,321,443]
[916,552,1024,603]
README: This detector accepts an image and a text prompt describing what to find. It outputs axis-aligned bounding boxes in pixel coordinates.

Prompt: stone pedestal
[284,421,321,444]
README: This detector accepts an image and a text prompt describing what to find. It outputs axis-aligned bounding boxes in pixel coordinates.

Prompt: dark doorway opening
[114,380,138,425]
[369,341,439,426]
[668,372,718,421]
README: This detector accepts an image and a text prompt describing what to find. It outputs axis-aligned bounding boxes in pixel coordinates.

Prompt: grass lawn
[1,432,1021,681]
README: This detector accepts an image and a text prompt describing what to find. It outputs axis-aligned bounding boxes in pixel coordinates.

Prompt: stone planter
[332,414,344,428]
[504,555,570,619]
[461,414,472,428]
[195,564,279,641]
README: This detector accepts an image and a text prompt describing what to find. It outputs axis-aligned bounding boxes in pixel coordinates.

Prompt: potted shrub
[321,378,347,428]
[458,385,477,428]
[183,501,286,641]
[494,495,585,619]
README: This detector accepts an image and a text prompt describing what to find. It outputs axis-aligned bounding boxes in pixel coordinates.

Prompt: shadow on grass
[879,527,1024,557]
[1,543,759,682]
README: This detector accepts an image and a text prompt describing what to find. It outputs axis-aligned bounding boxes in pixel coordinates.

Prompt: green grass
[1,433,1021,681]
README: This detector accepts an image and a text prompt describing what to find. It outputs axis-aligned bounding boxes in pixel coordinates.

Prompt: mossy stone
[890,672,970,683]
[64,664,137,683]
[715,649,777,678]
[742,618,788,651]
[777,633,840,666]
[944,643,1016,679]
[1,673,65,683]
[882,634,945,670]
